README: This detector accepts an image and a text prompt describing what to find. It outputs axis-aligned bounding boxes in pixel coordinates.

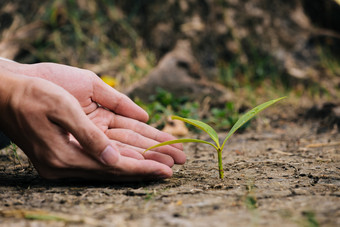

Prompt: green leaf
[221,97,286,150]
[171,116,220,148]
[144,139,218,153]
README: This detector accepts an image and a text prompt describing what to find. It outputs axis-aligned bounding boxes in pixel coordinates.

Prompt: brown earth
[0,109,339,227]
[0,1,339,226]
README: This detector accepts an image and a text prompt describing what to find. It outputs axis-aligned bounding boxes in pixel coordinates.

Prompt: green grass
[245,194,258,210]
[300,211,319,227]
[217,38,289,90]
[318,45,340,77]
[8,143,22,167]
[19,0,155,89]
[244,181,258,210]
[209,102,242,131]
[135,88,200,129]
[135,88,245,132]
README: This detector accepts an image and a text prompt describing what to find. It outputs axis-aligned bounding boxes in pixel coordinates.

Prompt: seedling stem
[217,148,224,179]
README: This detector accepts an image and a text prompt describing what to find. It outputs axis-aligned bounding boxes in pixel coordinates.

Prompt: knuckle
[85,69,97,78]
[84,69,98,83]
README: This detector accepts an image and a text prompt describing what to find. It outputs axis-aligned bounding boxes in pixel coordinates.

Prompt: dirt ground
[0,112,339,227]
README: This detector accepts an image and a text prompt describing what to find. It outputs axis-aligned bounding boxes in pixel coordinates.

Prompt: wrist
[0,58,32,75]
[0,69,25,134]
[0,70,16,106]
[0,68,28,107]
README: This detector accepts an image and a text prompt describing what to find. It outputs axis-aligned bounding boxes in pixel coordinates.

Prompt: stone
[125,40,233,106]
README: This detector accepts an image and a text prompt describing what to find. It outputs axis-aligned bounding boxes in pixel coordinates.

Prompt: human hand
[0,61,185,167]
[88,107,185,166]
[0,69,177,181]
[29,63,185,166]
[27,62,149,119]
[0,60,148,120]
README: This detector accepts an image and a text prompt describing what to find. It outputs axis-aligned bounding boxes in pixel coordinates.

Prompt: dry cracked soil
[0,113,339,227]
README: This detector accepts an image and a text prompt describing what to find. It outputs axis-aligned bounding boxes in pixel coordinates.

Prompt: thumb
[98,144,120,166]
[49,96,120,166]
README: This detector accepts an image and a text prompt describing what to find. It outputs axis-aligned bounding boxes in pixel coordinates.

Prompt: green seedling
[144,97,286,179]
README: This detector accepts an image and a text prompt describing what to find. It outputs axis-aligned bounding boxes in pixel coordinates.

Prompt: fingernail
[156,170,172,179]
[100,145,119,166]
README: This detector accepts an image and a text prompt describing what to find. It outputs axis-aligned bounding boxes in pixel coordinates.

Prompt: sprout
[145,97,286,179]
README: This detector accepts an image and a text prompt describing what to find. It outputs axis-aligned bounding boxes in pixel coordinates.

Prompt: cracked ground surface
[0,117,339,227]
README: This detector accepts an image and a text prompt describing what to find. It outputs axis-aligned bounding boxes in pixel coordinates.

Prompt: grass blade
[144,139,218,153]
[221,97,286,150]
[171,116,220,148]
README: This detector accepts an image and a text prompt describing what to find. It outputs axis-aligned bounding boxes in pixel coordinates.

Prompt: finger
[86,107,177,166]
[68,158,173,182]
[82,101,98,114]
[113,141,145,160]
[87,108,183,152]
[110,114,183,150]
[92,77,149,122]
[87,108,177,166]
[56,141,173,180]
[113,140,175,167]
[106,128,186,164]
[142,150,175,167]
[43,140,173,181]
[47,94,118,166]
[109,157,173,180]
[32,126,105,180]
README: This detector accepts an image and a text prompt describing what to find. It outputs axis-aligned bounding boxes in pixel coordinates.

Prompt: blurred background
[1,0,339,131]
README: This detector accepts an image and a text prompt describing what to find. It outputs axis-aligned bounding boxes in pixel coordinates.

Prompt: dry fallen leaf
[162,118,188,137]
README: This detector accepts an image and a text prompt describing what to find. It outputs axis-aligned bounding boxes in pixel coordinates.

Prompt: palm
[30,63,185,165]
[87,107,185,165]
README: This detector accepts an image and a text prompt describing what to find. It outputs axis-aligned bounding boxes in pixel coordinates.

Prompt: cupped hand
[28,62,149,121]
[0,69,175,181]
[0,61,185,167]
[27,63,185,166]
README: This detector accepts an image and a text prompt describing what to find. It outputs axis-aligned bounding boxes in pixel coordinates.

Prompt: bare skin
[0,60,185,182]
